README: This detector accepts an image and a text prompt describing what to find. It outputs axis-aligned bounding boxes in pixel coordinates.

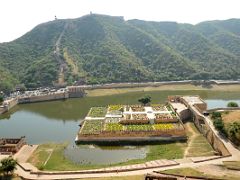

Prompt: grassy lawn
[161,167,240,180]
[88,107,107,117]
[80,120,104,135]
[161,168,206,177]
[161,167,223,179]
[184,122,215,157]
[28,142,186,171]
[27,143,57,169]
[85,84,240,97]
[223,161,240,170]
[188,135,215,157]
[78,175,144,180]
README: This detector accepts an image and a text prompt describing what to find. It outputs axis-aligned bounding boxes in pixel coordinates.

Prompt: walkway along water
[12,96,240,179]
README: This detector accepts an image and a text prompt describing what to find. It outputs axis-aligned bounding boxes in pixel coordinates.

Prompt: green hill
[0,14,240,92]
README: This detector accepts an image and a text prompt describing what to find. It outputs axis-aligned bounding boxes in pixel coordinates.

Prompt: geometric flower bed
[154,113,178,123]
[125,124,153,131]
[108,105,123,111]
[152,104,166,111]
[78,104,185,139]
[153,123,175,130]
[130,105,145,112]
[81,120,104,135]
[105,123,124,131]
[87,107,107,117]
[132,114,148,120]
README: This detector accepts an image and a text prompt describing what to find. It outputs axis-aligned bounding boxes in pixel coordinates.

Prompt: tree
[213,118,225,134]
[211,111,221,119]
[0,157,17,175]
[0,95,3,104]
[227,102,239,107]
[227,122,240,141]
[138,95,151,106]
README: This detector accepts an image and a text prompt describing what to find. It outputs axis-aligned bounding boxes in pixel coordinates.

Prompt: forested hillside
[0,14,240,92]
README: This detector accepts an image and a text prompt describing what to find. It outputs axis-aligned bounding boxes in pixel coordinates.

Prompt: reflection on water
[0,90,240,164]
[64,145,146,165]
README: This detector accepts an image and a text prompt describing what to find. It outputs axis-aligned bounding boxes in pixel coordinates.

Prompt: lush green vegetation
[28,142,186,171]
[0,95,3,104]
[125,124,153,131]
[212,111,240,145]
[88,107,107,117]
[138,95,151,106]
[1,15,240,91]
[81,120,104,135]
[0,157,17,176]
[108,105,123,111]
[153,123,174,130]
[213,117,225,133]
[105,123,124,131]
[185,122,215,157]
[227,101,239,107]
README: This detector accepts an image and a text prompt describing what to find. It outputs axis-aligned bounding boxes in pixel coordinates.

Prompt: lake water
[0,90,240,164]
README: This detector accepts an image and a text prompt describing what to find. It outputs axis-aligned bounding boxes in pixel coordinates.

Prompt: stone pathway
[14,145,38,163]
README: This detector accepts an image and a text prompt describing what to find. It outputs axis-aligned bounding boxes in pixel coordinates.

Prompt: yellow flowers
[153,123,174,130]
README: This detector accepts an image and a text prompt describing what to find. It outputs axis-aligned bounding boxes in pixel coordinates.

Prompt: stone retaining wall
[76,136,187,145]
[18,92,69,103]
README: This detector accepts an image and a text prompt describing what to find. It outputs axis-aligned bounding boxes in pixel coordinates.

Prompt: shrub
[211,112,221,119]
[213,118,225,134]
[0,95,3,103]
[227,102,239,107]
[138,95,151,106]
[0,157,17,175]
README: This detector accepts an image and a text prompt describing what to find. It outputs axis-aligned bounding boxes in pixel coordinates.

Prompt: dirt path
[196,164,240,178]
[54,22,68,86]
[43,149,54,166]
[184,122,198,158]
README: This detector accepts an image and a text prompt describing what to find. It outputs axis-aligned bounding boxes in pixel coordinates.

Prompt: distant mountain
[0,14,240,92]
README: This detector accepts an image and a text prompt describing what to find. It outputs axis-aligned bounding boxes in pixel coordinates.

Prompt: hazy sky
[0,0,240,42]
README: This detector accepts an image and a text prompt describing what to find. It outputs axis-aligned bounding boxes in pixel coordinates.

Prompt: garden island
[76,98,186,144]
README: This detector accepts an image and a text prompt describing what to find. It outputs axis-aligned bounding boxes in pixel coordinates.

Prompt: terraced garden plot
[132,114,148,120]
[155,113,172,120]
[81,120,104,135]
[124,114,131,120]
[153,123,175,130]
[105,117,120,123]
[105,123,124,131]
[107,110,122,115]
[131,105,145,112]
[125,124,153,131]
[152,104,166,111]
[88,107,107,117]
[108,105,123,111]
